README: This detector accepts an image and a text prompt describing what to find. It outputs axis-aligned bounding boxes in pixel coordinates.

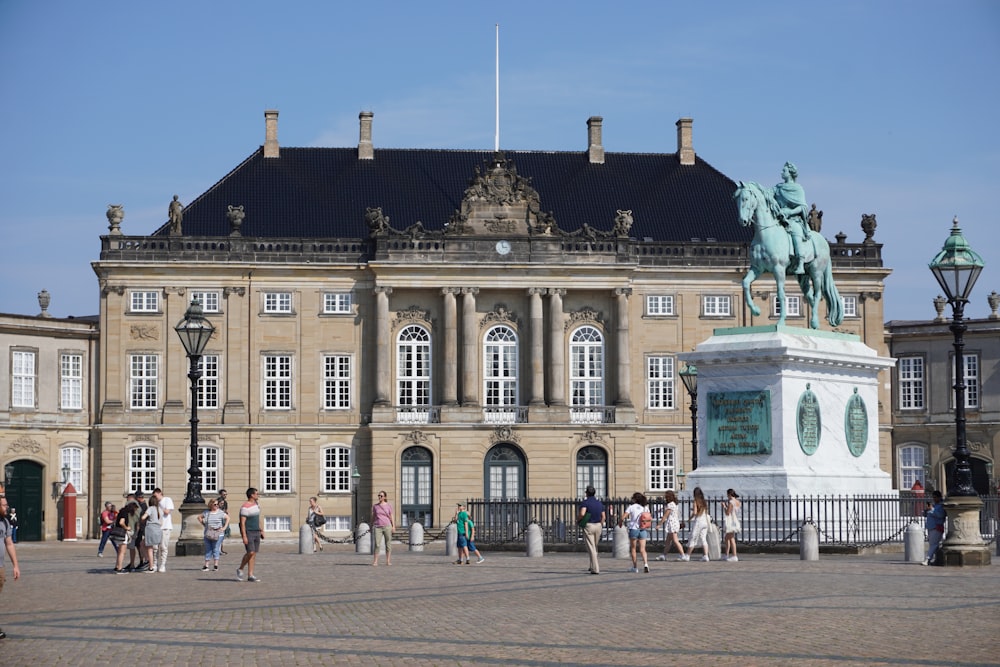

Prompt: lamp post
[927,217,990,565]
[173,299,216,555]
[679,363,699,473]
[351,465,362,534]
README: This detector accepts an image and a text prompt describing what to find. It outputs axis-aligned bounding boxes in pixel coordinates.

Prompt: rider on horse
[772,162,809,274]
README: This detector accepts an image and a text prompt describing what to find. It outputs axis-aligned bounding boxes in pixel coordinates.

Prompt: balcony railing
[482,406,529,424]
[569,406,616,424]
[395,406,441,424]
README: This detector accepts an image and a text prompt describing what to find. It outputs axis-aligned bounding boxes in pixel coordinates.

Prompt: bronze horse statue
[734,181,843,328]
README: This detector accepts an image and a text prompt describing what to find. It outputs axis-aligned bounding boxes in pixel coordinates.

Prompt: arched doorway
[943,457,991,496]
[4,460,44,541]
[482,444,526,540]
[400,446,432,528]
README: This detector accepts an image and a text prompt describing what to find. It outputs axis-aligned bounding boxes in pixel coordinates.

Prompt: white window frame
[842,295,858,318]
[60,352,83,410]
[323,355,352,410]
[899,445,926,492]
[263,354,292,409]
[61,445,85,492]
[190,291,220,313]
[954,353,980,410]
[570,325,605,408]
[648,445,678,492]
[323,292,353,314]
[198,354,220,409]
[128,446,157,494]
[396,325,432,408]
[263,445,292,493]
[646,295,675,317]
[129,290,159,313]
[898,356,925,410]
[772,295,801,317]
[483,325,519,408]
[702,295,732,317]
[198,445,220,495]
[263,292,293,314]
[646,355,675,410]
[11,349,36,408]
[265,516,292,532]
[322,446,352,493]
[129,354,159,409]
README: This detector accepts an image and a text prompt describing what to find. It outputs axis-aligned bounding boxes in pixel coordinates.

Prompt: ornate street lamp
[679,363,699,472]
[351,465,362,534]
[927,217,990,565]
[174,300,216,505]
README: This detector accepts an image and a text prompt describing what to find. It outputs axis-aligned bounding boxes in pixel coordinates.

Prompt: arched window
[570,325,605,423]
[576,446,607,497]
[484,444,525,500]
[60,445,85,492]
[483,325,518,419]
[396,325,431,407]
[401,447,432,527]
[898,444,926,491]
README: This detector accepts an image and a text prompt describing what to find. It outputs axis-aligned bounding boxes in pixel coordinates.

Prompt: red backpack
[639,509,652,530]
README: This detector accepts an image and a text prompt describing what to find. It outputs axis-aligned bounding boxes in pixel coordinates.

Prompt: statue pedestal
[682,326,895,498]
[941,495,992,566]
[173,501,207,557]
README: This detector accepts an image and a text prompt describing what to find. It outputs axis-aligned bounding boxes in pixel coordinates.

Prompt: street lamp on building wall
[679,363,699,473]
[927,217,990,565]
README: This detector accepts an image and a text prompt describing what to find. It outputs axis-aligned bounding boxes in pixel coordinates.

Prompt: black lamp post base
[173,500,208,557]
[941,495,991,566]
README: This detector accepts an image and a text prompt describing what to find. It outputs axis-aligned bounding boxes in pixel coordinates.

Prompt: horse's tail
[823,260,843,327]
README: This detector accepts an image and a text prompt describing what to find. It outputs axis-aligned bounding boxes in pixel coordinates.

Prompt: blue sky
[1,1,998,321]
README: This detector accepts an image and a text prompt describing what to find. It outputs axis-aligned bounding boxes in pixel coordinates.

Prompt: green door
[4,460,44,541]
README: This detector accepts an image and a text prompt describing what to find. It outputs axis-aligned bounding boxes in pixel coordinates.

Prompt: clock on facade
[495,240,511,255]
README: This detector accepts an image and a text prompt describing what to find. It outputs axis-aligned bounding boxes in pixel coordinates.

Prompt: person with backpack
[621,492,652,573]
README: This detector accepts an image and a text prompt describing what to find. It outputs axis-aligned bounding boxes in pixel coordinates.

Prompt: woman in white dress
[655,490,684,560]
[722,488,742,561]
[680,486,710,562]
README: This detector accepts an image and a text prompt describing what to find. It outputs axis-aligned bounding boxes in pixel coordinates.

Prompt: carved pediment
[454,153,548,237]
[481,304,517,329]
[566,307,604,331]
[393,305,432,327]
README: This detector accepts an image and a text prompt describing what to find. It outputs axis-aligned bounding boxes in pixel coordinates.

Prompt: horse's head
[733,181,757,227]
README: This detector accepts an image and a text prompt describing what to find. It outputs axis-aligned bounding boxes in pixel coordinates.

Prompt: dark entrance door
[4,460,44,541]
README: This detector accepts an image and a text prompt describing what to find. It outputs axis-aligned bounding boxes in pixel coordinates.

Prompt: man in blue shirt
[922,490,946,566]
[578,486,606,575]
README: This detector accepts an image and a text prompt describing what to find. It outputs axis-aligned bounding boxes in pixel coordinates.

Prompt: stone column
[374,286,393,406]
[441,288,459,406]
[547,288,566,406]
[460,287,480,406]
[528,287,546,406]
[614,287,633,407]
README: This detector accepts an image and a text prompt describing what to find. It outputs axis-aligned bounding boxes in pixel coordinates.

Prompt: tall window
[264,445,292,492]
[484,325,518,407]
[11,350,36,408]
[576,446,607,497]
[323,355,352,409]
[648,445,678,491]
[396,325,431,407]
[199,445,220,494]
[129,290,159,312]
[129,446,157,494]
[702,295,731,317]
[842,295,858,318]
[60,353,83,409]
[485,445,524,500]
[198,354,220,409]
[264,292,292,313]
[190,291,220,313]
[898,357,924,410]
[647,355,675,409]
[899,445,926,491]
[960,354,980,409]
[129,354,159,409]
[323,293,352,314]
[264,355,292,409]
[570,326,604,407]
[61,445,84,492]
[322,446,351,493]
[401,447,433,527]
[646,295,675,316]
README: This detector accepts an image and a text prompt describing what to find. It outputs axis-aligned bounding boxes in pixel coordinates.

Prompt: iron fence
[466,494,999,549]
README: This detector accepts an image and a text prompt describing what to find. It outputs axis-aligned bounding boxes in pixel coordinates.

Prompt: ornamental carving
[7,436,42,454]
[490,425,521,445]
[223,286,246,298]
[613,209,633,237]
[405,430,430,446]
[861,213,877,243]
[565,307,604,331]
[577,430,607,447]
[130,325,159,341]
[393,305,432,327]
[481,304,517,329]
[463,153,539,207]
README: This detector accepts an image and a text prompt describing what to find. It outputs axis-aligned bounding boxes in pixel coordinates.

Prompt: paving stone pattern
[0,541,997,666]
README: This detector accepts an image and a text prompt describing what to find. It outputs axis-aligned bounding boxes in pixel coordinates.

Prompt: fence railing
[466,494,999,549]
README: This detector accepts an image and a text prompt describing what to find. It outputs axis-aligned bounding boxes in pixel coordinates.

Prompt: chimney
[264,109,280,158]
[587,116,604,164]
[676,117,695,166]
[358,111,374,160]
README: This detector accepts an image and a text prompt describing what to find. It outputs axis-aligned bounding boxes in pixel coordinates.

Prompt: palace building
[85,110,890,536]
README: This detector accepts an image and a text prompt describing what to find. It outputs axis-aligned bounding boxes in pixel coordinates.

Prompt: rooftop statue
[168,195,184,235]
[734,171,843,329]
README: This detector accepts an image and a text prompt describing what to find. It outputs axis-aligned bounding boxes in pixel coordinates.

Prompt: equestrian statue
[734,162,843,329]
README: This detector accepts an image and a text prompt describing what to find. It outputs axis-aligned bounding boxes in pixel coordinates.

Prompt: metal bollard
[299,523,314,555]
[525,523,543,557]
[904,522,924,563]
[355,522,371,554]
[409,523,424,552]
[445,523,457,558]
[613,525,629,559]
[800,522,819,561]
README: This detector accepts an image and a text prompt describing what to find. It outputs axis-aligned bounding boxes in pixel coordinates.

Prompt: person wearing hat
[97,501,117,557]
[578,486,606,575]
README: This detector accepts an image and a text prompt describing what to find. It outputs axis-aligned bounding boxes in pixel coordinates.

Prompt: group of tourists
[105,488,175,574]
[578,486,743,574]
